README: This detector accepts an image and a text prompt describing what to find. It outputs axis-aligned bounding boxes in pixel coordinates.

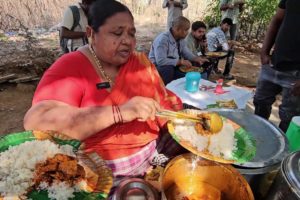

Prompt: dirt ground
[0,26,280,136]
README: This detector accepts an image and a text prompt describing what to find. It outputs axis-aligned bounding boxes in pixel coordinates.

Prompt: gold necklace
[89,45,114,87]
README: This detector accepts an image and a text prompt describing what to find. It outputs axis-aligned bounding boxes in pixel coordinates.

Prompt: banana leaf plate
[0,130,113,200]
[167,109,256,164]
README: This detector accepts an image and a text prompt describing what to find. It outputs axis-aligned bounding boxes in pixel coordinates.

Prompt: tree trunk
[255,21,263,40]
[248,22,253,40]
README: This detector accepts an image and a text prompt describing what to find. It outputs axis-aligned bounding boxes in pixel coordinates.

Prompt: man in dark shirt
[254,0,300,132]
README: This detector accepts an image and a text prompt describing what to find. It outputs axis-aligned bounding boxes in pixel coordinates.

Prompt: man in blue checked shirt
[206,18,235,80]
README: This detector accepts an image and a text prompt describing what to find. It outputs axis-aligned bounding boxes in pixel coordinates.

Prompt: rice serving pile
[0,140,77,199]
[38,180,88,200]
[208,123,237,159]
[174,120,237,160]
[173,120,209,151]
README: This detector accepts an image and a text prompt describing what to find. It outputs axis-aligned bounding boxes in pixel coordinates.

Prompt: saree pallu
[84,52,182,160]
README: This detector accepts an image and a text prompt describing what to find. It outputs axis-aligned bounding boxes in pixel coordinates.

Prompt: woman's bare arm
[24,100,115,140]
[24,97,161,141]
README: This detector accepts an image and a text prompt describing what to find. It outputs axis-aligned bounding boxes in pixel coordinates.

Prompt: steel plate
[209,109,289,168]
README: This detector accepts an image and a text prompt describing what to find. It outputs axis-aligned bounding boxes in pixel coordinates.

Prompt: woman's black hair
[88,0,133,32]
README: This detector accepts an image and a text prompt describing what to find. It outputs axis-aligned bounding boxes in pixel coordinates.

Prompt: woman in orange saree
[24,0,184,180]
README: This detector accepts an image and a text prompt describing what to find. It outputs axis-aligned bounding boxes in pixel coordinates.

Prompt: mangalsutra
[89,45,114,87]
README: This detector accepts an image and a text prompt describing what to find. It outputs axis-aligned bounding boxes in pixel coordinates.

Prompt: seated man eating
[149,16,208,85]
[206,18,235,80]
[185,20,214,79]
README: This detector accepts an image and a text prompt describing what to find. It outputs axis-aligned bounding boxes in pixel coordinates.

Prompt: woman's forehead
[104,12,134,25]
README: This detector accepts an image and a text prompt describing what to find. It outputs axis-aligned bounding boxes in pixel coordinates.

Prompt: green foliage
[204,0,279,40]
[203,1,221,28]
[0,33,8,41]
[241,0,278,23]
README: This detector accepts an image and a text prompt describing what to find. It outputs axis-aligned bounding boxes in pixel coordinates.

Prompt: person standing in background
[60,0,96,53]
[220,0,244,40]
[163,0,188,30]
[254,0,300,132]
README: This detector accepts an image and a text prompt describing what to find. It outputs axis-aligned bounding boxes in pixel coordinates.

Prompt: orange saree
[84,52,182,160]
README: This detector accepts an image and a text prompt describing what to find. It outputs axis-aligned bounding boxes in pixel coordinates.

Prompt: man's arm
[216,31,229,51]
[181,0,188,9]
[185,34,197,56]
[60,7,86,39]
[237,1,245,12]
[170,0,187,9]
[153,37,178,66]
[60,27,86,39]
[181,41,209,65]
[206,33,216,52]
[220,0,233,11]
[261,7,285,65]
[181,41,197,61]
[162,0,169,8]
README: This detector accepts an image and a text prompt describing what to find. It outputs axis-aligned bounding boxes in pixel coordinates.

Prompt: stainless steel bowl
[113,178,160,200]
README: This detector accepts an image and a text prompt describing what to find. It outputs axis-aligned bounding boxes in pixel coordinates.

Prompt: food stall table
[166,78,253,110]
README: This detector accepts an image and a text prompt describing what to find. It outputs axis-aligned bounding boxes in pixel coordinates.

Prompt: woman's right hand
[119,96,161,122]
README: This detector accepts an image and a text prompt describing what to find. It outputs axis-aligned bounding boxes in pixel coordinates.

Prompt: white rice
[0,140,75,198]
[208,122,237,159]
[38,180,89,200]
[174,119,209,152]
[40,182,75,200]
[173,120,237,159]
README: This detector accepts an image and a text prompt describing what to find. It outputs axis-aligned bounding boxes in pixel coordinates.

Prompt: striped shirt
[206,27,229,52]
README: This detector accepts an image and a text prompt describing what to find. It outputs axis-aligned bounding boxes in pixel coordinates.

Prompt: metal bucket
[265,151,300,200]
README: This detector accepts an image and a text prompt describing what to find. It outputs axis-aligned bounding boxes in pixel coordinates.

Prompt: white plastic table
[166,78,253,110]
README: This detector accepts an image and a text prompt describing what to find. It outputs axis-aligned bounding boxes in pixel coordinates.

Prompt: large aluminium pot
[211,109,289,199]
[265,151,300,200]
[162,153,254,200]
